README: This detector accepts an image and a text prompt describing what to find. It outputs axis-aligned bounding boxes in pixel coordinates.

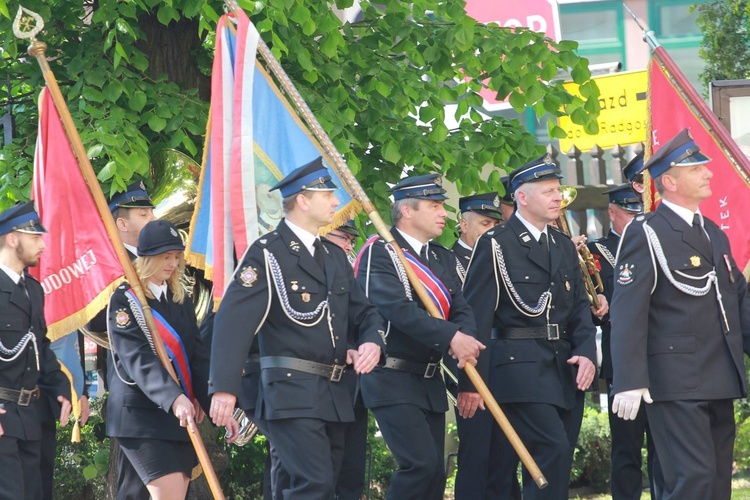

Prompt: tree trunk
[136,14,211,100]
[187,420,229,499]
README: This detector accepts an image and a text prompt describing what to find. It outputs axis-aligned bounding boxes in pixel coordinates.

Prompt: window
[648,0,710,91]
[559,1,626,69]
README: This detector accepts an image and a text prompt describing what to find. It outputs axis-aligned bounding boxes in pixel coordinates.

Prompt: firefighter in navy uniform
[588,183,657,499]
[85,180,155,500]
[451,192,504,281]
[208,158,386,500]
[462,155,600,499]
[325,219,370,500]
[355,174,484,500]
[0,202,71,500]
[610,130,750,500]
[449,192,515,500]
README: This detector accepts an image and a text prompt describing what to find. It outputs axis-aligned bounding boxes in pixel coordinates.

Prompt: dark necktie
[539,232,549,255]
[420,244,428,262]
[692,214,711,256]
[313,239,326,272]
[17,277,31,308]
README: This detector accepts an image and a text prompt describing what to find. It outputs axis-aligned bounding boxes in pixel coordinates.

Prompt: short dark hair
[282,191,313,214]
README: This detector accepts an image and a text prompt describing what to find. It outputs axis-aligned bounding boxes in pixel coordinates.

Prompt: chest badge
[617,263,635,286]
[301,292,311,303]
[565,280,571,291]
[290,280,299,291]
[690,255,701,268]
[240,266,259,287]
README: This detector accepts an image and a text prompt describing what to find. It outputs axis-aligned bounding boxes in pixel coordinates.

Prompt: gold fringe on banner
[57,361,81,443]
[46,277,125,341]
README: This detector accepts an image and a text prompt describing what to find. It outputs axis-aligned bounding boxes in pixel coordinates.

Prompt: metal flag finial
[13,6,44,40]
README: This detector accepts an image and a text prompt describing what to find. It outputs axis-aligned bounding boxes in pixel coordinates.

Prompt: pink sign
[465,0,561,105]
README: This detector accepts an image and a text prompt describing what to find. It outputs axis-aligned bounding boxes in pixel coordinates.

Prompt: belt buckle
[546,324,560,341]
[330,364,344,382]
[18,388,33,407]
[424,362,438,378]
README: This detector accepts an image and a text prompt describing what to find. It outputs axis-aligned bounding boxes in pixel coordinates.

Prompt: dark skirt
[118,437,197,485]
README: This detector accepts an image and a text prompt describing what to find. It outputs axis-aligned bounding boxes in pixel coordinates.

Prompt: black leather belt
[491,326,568,341]
[383,356,440,378]
[260,356,346,382]
[0,386,40,406]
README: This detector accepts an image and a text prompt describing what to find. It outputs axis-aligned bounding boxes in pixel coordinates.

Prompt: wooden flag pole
[223,0,547,489]
[16,9,225,499]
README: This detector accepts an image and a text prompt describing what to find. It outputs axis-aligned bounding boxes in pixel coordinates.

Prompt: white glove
[612,388,652,420]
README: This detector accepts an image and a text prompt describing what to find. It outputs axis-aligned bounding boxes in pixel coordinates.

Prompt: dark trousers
[607,385,657,500]
[116,437,150,500]
[646,399,734,500]
[455,406,521,500]
[0,435,43,500]
[266,417,346,500]
[371,404,446,500]
[40,401,56,500]
[500,402,572,500]
[335,402,368,500]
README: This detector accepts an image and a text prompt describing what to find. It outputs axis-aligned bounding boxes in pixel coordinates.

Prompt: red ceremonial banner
[648,58,750,272]
[32,88,125,340]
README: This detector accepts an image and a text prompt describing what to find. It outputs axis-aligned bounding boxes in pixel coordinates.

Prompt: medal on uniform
[301,292,311,303]
[724,254,735,283]
[565,280,571,291]
[690,255,701,267]
[290,280,299,291]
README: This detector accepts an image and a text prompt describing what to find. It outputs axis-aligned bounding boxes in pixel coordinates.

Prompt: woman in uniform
[106,219,212,499]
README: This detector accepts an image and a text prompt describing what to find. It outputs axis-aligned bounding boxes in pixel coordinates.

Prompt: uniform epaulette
[24,273,40,284]
[483,223,509,238]
[630,212,655,225]
[255,231,282,247]
[548,224,570,238]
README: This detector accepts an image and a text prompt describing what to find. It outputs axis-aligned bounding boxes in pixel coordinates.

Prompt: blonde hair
[134,252,187,304]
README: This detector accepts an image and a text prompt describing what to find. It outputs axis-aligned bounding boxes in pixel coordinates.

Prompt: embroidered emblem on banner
[240,266,258,287]
[115,309,131,328]
[617,263,635,286]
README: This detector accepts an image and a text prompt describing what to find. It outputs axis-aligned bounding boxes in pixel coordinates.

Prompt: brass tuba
[556,186,604,309]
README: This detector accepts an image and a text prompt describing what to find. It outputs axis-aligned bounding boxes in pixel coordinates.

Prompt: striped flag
[187,9,359,307]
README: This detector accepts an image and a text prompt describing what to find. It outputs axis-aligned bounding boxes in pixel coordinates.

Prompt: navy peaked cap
[109,180,154,212]
[604,184,643,212]
[388,173,447,201]
[0,201,47,236]
[508,154,563,192]
[622,151,645,182]
[270,157,337,198]
[643,129,710,178]
[459,192,503,220]
[336,220,360,238]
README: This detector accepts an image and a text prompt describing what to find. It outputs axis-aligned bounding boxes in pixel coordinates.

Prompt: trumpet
[556,186,604,309]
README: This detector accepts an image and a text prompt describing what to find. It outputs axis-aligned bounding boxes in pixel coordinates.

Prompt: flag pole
[16,10,225,500]
[223,0,547,489]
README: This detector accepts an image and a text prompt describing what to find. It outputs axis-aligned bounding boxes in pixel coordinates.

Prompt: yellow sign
[558,70,648,152]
